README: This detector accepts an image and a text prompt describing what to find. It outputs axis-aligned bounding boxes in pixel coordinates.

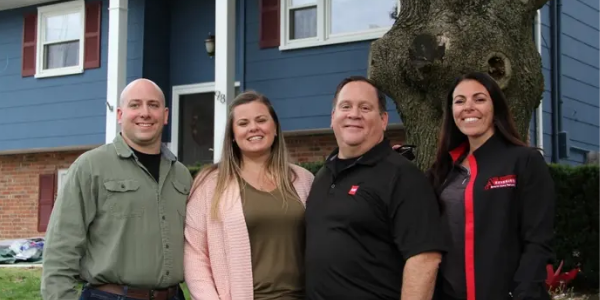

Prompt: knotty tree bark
[369,0,548,169]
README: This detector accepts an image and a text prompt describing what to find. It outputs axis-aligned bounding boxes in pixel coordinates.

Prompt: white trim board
[170,81,241,158]
[104,0,128,144]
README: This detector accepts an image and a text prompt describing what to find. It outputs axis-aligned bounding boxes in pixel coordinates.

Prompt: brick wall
[285,128,406,163]
[0,150,85,239]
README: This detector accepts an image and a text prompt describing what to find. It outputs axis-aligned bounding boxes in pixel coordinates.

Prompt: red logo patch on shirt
[485,174,517,190]
[348,185,359,195]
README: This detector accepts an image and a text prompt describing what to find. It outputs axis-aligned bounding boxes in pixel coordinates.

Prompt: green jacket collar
[113,133,177,161]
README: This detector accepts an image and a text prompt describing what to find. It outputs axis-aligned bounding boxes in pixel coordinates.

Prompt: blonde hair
[190,90,300,220]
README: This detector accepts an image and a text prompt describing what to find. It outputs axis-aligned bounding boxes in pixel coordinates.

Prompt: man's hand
[401,251,442,300]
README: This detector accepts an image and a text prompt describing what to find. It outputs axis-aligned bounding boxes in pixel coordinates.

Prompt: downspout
[239,0,246,91]
[550,0,563,162]
[535,9,543,149]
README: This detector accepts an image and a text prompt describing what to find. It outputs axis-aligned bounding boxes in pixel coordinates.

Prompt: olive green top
[41,134,193,300]
[241,181,305,300]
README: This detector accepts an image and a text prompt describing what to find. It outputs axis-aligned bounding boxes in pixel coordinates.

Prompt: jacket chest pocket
[171,180,189,223]
[103,179,145,218]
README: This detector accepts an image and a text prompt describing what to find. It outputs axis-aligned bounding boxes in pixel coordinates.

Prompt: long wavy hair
[428,72,528,193]
[190,90,299,220]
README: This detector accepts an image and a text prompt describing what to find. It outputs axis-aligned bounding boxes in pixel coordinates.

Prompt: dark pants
[79,285,186,300]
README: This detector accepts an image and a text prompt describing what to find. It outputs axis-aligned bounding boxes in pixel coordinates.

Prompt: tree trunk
[369,0,548,170]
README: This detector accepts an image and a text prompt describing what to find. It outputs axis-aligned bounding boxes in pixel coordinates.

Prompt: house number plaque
[215,91,227,104]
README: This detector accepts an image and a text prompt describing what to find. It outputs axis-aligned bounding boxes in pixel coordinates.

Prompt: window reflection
[45,12,81,42]
[330,0,396,35]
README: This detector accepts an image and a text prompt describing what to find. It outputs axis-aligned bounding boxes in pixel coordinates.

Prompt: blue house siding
[0,0,144,153]
[169,0,242,87]
[126,0,145,84]
[540,1,599,164]
[243,0,400,132]
[142,0,171,140]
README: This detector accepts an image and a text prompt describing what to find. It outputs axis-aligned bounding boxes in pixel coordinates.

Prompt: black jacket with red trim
[437,133,555,300]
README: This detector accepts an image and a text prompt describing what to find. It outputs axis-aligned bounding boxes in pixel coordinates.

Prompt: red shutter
[22,13,37,77]
[259,0,280,48]
[37,174,56,232]
[84,1,102,69]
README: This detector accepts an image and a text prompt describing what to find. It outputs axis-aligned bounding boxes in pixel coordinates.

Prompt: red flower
[545,260,580,292]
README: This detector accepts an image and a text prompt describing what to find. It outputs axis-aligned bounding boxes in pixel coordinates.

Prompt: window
[280,0,399,50]
[36,0,85,78]
[21,0,102,78]
[57,169,69,194]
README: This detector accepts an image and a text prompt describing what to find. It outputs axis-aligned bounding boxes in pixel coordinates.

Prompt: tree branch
[532,0,550,10]
[398,0,431,25]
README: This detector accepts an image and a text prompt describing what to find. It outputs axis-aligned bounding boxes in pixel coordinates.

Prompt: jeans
[79,285,186,300]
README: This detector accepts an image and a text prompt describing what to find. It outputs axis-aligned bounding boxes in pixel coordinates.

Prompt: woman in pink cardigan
[183,90,315,300]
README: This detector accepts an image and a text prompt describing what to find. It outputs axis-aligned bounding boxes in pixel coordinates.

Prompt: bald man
[41,79,192,300]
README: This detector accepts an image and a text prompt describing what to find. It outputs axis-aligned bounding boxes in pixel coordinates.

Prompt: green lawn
[0,267,191,300]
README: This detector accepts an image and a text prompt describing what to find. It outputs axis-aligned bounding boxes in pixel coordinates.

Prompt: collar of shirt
[112,133,178,162]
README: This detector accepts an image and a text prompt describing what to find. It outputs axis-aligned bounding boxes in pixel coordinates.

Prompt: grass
[0,267,44,300]
[0,267,596,300]
[0,267,191,300]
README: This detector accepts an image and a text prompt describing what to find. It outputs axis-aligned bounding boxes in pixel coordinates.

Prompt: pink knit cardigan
[183,164,315,300]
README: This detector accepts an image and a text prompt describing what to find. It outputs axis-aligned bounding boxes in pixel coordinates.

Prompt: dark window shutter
[38,174,56,232]
[22,13,37,77]
[259,0,280,48]
[84,1,102,69]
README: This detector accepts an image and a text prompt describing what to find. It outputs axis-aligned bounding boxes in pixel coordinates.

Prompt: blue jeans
[79,285,185,300]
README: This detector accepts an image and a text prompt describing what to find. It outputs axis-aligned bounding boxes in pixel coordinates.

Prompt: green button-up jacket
[41,135,193,300]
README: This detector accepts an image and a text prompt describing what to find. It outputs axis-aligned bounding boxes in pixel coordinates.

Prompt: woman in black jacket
[428,72,555,300]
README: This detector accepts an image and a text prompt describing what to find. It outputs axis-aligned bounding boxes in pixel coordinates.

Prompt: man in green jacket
[41,78,193,300]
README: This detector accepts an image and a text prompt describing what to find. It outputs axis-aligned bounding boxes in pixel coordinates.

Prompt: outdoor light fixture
[205,33,215,57]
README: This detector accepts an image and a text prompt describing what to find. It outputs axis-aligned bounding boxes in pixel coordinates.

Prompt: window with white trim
[280,0,399,50]
[57,168,69,194]
[36,0,85,78]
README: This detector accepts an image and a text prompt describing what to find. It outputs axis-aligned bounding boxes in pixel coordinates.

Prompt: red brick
[0,150,84,239]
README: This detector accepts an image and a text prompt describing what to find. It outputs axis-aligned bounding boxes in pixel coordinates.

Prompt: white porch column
[105,0,128,144]
[213,0,236,163]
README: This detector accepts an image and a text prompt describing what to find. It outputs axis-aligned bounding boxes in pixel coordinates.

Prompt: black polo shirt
[305,138,446,300]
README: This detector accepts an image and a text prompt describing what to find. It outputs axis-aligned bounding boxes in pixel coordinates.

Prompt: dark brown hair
[333,76,387,113]
[428,72,528,193]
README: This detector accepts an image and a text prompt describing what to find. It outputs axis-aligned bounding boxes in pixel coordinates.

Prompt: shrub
[548,164,599,292]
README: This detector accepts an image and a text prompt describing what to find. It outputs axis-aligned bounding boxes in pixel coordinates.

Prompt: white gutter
[535,9,544,149]
[105,0,128,144]
[213,0,236,163]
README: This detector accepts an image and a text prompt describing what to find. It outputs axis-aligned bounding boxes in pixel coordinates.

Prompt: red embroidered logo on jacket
[484,175,517,190]
[348,185,359,195]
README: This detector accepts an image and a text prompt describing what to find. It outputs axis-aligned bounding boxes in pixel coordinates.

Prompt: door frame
[169,81,240,159]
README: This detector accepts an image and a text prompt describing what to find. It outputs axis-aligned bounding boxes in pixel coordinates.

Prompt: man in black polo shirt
[305,76,446,300]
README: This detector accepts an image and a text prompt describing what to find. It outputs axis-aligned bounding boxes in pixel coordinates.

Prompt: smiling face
[451,79,495,141]
[232,101,277,159]
[117,79,169,153]
[331,81,388,158]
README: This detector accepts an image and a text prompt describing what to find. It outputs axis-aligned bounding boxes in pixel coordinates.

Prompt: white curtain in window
[291,7,318,39]
[44,12,81,69]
